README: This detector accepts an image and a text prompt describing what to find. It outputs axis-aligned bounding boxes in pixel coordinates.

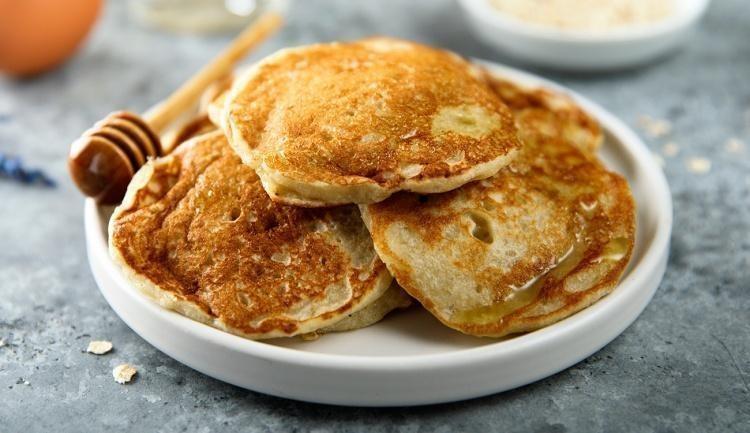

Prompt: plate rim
[85,61,672,378]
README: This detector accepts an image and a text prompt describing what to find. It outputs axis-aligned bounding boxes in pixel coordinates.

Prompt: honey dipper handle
[143,13,283,134]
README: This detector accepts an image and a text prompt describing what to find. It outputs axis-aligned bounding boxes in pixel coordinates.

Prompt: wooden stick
[144,12,283,133]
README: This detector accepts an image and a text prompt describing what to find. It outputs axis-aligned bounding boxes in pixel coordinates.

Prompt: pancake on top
[222,37,520,207]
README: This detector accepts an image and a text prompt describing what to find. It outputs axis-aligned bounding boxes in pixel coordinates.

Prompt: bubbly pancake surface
[109,131,392,339]
[362,77,635,338]
[223,37,520,207]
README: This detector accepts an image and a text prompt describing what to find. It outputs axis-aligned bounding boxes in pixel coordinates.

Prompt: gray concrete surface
[1,1,748,431]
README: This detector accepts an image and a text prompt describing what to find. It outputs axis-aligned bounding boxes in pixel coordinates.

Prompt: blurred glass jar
[130,0,280,33]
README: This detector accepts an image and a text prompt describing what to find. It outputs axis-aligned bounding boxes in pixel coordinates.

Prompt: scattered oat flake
[686,157,711,174]
[86,340,113,355]
[725,137,745,154]
[662,142,680,157]
[638,115,672,138]
[113,364,137,384]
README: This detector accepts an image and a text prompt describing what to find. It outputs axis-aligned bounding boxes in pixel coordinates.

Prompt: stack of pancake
[109,38,635,340]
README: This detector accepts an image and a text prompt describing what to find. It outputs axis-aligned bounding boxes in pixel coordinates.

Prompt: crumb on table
[113,364,137,384]
[87,340,113,355]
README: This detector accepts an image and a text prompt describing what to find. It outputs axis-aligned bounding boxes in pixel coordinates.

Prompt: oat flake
[113,364,137,384]
[686,157,711,174]
[638,115,672,138]
[86,340,113,355]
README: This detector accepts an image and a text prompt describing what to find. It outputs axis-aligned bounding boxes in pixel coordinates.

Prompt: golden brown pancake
[361,76,635,338]
[222,37,520,207]
[109,131,393,339]
[309,281,412,338]
[486,75,603,156]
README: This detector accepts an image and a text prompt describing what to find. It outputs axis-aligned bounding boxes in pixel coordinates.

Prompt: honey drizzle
[451,199,629,325]
[452,236,585,325]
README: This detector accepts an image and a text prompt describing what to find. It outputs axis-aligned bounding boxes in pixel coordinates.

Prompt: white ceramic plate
[85,62,672,407]
[457,0,710,71]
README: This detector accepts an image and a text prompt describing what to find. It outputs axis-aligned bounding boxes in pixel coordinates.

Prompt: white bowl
[85,61,672,406]
[457,0,710,71]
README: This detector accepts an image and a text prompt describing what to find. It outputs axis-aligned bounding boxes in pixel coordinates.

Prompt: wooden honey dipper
[68,13,282,205]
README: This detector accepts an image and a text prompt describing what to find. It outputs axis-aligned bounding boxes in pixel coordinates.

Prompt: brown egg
[0,0,102,77]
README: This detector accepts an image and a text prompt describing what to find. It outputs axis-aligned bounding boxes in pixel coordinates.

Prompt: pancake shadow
[267,306,499,355]
[373,306,505,348]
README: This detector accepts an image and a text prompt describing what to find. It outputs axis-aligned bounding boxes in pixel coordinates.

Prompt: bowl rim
[87,61,673,372]
[457,0,711,43]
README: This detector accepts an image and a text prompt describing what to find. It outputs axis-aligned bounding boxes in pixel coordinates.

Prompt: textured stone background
[1,1,748,432]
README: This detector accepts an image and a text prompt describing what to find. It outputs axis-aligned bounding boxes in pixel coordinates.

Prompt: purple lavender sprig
[0,153,56,187]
